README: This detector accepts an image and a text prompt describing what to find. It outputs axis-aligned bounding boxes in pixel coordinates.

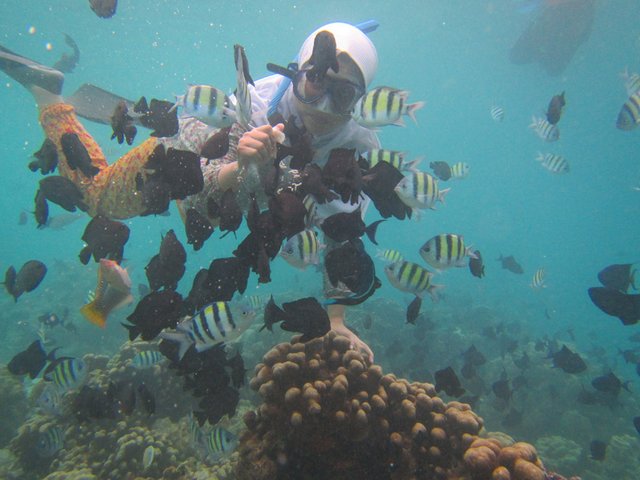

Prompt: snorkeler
[0,22,380,360]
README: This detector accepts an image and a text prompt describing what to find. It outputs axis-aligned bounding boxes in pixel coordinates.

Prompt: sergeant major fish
[384,260,442,301]
[36,426,64,457]
[160,300,256,359]
[449,162,470,179]
[419,234,477,271]
[531,268,546,289]
[170,85,235,128]
[616,91,640,131]
[44,357,87,392]
[131,350,164,368]
[279,229,324,270]
[394,171,450,215]
[365,149,421,172]
[352,86,424,128]
[490,105,504,122]
[530,116,559,142]
[536,153,569,174]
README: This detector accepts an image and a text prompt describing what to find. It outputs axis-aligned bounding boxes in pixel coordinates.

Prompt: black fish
[29,138,58,174]
[207,257,250,302]
[268,191,307,240]
[8,260,47,301]
[406,296,421,324]
[551,345,587,374]
[468,250,485,278]
[597,263,637,292]
[39,176,87,212]
[590,440,607,461]
[207,189,242,238]
[145,229,186,291]
[110,100,137,145]
[362,161,412,220]
[79,215,130,264]
[513,351,530,370]
[492,377,512,402]
[463,345,486,366]
[52,33,80,73]
[461,362,476,380]
[429,161,451,181]
[108,381,136,416]
[201,127,231,160]
[89,0,117,18]
[300,163,337,203]
[277,120,314,171]
[123,290,184,341]
[498,254,524,274]
[137,383,155,416]
[321,209,384,244]
[134,97,179,137]
[3,266,17,297]
[227,352,246,389]
[194,385,239,426]
[34,189,49,228]
[588,287,640,325]
[306,30,339,83]
[262,296,330,342]
[546,91,565,125]
[322,148,363,205]
[7,340,49,378]
[324,239,380,306]
[591,372,630,396]
[60,132,100,178]
[185,208,213,251]
[434,366,465,397]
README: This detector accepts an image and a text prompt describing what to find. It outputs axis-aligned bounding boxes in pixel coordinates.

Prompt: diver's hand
[332,323,374,364]
[237,124,285,168]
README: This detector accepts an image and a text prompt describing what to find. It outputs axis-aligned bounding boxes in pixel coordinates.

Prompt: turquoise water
[1,1,640,479]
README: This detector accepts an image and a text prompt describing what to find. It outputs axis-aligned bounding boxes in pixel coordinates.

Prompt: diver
[0,22,380,361]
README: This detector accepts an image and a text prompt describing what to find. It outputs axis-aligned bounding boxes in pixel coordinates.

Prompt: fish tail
[403,156,424,173]
[80,301,107,328]
[406,101,425,125]
[364,219,385,245]
[428,284,444,303]
[438,188,451,204]
[158,331,192,360]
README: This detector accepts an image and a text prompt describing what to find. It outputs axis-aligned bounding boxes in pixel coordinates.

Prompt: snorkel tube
[267,19,379,117]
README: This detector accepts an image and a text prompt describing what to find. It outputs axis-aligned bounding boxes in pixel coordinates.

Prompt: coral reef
[534,436,581,477]
[4,341,245,480]
[0,366,28,447]
[236,331,576,480]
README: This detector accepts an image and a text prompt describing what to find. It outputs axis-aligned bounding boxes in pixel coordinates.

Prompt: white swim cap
[297,22,378,87]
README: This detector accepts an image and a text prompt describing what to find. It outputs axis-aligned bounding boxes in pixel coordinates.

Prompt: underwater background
[1,1,640,479]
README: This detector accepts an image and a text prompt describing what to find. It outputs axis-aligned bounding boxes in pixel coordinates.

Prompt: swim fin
[66,83,136,125]
[0,44,64,95]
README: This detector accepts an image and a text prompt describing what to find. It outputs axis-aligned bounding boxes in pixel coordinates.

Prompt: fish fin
[535,152,544,162]
[168,95,182,113]
[121,323,140,341]
[80,301,107,328]
[403,156,424,173]
[438,188,451,204]
[466,247,478,260]
[364,219,385,245]
[158,331,192,360]
[79,246,92,265]
[392,117,406,127]
[406,101,425,125]
[428,284,445,303]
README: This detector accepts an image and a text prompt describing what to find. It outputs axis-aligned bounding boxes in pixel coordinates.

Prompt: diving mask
[267,62,365,115]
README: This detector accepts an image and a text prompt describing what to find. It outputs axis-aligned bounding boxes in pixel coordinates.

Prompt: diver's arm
[328,304,374,363]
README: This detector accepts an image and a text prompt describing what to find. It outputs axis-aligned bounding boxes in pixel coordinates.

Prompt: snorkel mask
[267,23,378,116]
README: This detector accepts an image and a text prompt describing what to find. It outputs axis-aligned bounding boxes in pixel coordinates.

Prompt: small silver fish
[530,116,559,142]
[490,105,504,122]
[535,153,569,174]
[142,445,155,470]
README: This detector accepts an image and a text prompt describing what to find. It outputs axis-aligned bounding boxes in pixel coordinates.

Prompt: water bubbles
[28,26,36,35]
[45,42,53,51]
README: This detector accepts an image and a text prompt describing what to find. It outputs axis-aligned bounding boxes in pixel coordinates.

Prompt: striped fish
[616,92,640,131]
[376,248,404,264]
[280,229,324,270]
[44,357,87,392]
[365,149,421,172]
[37,384,63,416]
[384,261,442,301]
[353,86,425,128]
[171,85,235,128]
[621,67,640,96]
[160,300,256,359]
[530,116,559,142]
[531,268,546,289]
[536,153,570,174]
[450,162,470,179]
[233,44,254,130]
[247,294,268,311]
[490,105,504,122]
[36,426,64,457]
[394,171,450,213]
[188,412,204,444]
[203,427,238,460]
[419,234,477,271]
[131,350,164,368]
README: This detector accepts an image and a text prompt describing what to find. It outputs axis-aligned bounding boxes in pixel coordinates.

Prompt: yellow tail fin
[80,302,106,328]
